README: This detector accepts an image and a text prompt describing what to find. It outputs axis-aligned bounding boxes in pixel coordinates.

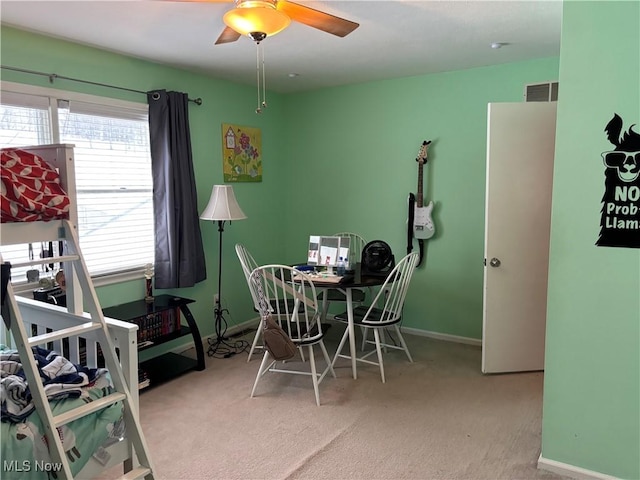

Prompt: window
[0,82,154,284]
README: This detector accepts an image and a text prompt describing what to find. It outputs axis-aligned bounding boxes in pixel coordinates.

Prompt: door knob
[489,257,501,267]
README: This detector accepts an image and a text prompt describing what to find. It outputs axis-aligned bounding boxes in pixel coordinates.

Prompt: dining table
[303,263,388,380]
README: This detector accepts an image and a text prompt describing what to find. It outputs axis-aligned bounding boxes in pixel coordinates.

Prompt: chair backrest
[362,252,420,325]
[235,243,261,310]
[333,232,366,266]
[249,264,324,344]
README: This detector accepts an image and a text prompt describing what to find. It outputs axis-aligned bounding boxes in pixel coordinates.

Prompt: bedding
[0,345,123,479]
[1,148,70,223]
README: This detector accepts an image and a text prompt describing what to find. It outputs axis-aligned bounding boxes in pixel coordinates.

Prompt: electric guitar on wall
[413,140,435,239]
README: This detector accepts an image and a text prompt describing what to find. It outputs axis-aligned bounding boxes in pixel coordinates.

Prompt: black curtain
[147,90,206,288]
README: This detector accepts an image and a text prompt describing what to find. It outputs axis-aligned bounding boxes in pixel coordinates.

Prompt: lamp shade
[200,185,247,221]
[223,0,291,37]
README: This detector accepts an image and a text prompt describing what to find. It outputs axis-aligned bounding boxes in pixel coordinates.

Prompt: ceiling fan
[175,0,360,45]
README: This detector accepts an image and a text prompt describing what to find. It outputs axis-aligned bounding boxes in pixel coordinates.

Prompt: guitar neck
[417,162,424,208]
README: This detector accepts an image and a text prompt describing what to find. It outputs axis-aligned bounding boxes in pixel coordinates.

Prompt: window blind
[0,87,154,282]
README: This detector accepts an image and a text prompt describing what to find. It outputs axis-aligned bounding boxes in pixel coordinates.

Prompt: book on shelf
[138,368,150,390]
[132,307,181,344]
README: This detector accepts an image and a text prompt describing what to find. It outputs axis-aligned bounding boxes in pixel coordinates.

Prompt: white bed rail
[1,296,144,476]
[2,296,139,408]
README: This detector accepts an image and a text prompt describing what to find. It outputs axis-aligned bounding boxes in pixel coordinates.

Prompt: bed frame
[1,144,149,478]
[1,297,140,477]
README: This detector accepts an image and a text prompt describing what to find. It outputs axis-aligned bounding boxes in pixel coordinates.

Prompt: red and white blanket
[1,148,70,223]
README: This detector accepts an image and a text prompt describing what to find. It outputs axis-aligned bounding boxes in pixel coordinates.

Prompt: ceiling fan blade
[161,0,237,44]
[278,1,359,37]
[215,26,242,44]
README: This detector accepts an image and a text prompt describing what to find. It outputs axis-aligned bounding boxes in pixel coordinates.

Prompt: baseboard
[537,454,620,480]
[401,326,482,346]
[165,317,260,355]
[225,317,261,337]
[201,317,260,346]
[186,321,480,353]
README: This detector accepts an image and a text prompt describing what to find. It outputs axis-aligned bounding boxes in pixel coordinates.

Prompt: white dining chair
[248,264,336,406]
[236,243,304,363]
[235,243,264,361]
[331,252,420,383]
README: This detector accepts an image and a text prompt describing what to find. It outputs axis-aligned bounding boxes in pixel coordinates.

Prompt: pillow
[1,148,70,223]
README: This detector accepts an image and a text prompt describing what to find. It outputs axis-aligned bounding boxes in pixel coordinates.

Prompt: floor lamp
[200,185,247,357]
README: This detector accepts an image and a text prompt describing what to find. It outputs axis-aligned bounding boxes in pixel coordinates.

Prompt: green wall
[0,26,290,350]
[281,58,559,338]
[0,26,559,343]
[541,1,640,478]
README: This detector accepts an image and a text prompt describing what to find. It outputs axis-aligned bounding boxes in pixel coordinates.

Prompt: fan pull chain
[255,41,267,114]
[255,42,261,113]
[261,43,267,110]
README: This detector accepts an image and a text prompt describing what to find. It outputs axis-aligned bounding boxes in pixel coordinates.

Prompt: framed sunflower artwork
[222,123,262,182]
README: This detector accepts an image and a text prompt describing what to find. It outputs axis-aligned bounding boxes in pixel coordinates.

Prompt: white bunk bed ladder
[2,219,154,480]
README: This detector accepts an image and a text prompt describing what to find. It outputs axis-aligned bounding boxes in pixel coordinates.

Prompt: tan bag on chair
[263,315,296,361]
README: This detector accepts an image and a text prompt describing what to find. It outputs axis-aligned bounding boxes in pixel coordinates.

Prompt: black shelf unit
[103,294,205,391]
[136,325,193,351]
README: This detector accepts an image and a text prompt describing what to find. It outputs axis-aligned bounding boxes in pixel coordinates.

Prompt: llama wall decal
[596,113,640,248]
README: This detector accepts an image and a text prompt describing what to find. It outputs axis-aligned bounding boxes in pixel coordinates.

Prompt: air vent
[524,82,559,102]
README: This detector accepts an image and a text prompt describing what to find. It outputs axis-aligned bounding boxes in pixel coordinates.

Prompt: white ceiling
[0,0,563,93]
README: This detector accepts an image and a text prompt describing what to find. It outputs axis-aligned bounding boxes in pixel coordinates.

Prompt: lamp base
[207,302,249,358]
[204,215,249,358]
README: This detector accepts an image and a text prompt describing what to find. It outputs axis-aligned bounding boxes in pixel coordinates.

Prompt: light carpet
[105,325,572,480]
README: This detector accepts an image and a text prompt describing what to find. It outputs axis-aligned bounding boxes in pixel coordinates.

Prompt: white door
[482,102,557,374]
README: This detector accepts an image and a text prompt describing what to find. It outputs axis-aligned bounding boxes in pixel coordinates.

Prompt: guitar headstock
[416,140,432,164]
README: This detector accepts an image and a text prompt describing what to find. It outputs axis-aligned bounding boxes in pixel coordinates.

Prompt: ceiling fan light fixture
[223,0,291,38]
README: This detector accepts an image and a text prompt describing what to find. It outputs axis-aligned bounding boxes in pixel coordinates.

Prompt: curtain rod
[1,65,203,105]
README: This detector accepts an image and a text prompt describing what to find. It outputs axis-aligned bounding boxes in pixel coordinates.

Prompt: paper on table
[293,273,342,284]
